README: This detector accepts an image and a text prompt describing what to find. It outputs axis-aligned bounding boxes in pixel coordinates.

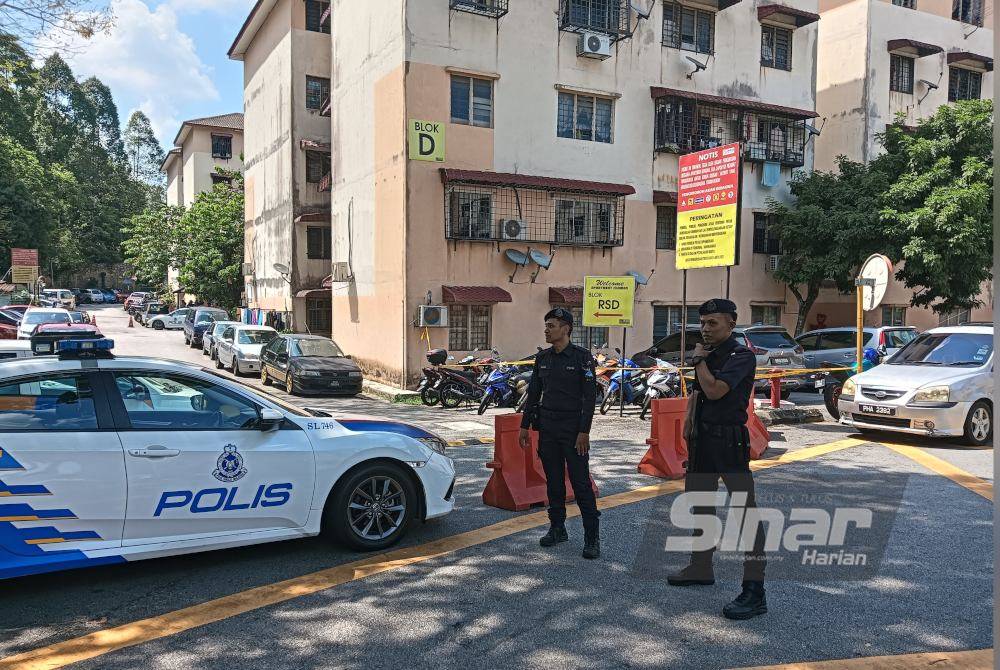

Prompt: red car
[4,305,31,317]
[29,323,103,355]
[0,309,18,340]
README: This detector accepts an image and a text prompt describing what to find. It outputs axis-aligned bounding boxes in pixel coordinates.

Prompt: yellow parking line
[881,442,993,501]
[0,437,863,670]
[732,647,993,669]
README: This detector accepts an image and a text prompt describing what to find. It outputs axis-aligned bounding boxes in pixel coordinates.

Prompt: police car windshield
[238,330,275,345]
[24,311,70,325]
[146,304,169,314]
[889,332,993,367]
[68,312,87,323]
[290,339,344,357]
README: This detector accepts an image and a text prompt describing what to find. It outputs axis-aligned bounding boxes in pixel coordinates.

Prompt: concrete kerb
[361,379,421,404]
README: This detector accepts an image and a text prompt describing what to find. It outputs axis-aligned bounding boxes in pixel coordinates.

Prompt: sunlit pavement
[0,305,991,670]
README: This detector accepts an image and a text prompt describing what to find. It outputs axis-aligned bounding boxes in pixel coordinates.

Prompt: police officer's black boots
[722,581,767,620]
[539,525,568,547]
[582,528,600,560]
[666,561,715,586]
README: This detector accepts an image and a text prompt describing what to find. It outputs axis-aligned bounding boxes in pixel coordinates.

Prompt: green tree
[123,110,164,189]
[874,100,993,314]
[0,2,113,49]
[176,172,245,309]
[121,204,184,293]
[768,158,885,335]
[0,33,38,147]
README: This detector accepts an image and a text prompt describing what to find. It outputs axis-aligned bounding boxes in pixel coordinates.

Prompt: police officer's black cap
[545,308,574,326]
[699,298,738,319]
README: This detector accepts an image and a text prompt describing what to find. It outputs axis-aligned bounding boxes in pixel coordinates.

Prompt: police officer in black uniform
[667,299,767,620]
[519,308,600,559]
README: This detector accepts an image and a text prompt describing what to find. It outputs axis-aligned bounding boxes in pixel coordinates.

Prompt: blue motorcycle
[478,362,519,415]
[599,353,651,415]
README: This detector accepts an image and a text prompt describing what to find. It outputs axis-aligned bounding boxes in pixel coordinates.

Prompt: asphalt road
[0,305,992,670]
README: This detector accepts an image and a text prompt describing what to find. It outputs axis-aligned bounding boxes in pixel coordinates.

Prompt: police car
[0,339,455,580]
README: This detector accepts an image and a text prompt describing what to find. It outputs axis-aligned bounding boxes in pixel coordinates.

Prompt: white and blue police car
[0,339,455,579]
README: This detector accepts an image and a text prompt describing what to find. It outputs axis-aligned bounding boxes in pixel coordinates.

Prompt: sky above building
[52,0,252,148]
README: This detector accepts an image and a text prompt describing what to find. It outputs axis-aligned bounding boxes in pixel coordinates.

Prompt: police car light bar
[57,338,115,358]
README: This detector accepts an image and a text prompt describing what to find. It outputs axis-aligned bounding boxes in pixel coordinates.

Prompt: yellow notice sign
[583,276,635,328]
[408,119,445,162]
[676,203,738,270]
[11,265,38,284]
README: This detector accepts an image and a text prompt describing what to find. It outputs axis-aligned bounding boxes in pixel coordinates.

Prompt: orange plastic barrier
[484,413,599,511]
[639,398,770,479]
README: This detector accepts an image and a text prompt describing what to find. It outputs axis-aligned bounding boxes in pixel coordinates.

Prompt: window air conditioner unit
[497,218,528,241]
[331,261,352,282]
[418,305,449,327]
[577,32,612,60]
[767,255,782,272]
[241,262,254,276]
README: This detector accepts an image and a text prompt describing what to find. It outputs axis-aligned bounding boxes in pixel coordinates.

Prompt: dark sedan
[260,335,363,396]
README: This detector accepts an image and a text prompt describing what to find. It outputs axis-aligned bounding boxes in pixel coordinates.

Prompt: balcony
[449,0,509,18]
[559,0,630,40]
[651,87,817,168]
[440,169,634,248]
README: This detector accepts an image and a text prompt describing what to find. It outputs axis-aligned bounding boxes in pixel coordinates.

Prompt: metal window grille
[653,305,700,340]
[305,0,331,33]
[890,54,915,94]
[559,306,609,349]
[444,181,626,247]
[881,305,906,327]
[559,0,628,37]
[306,297,332,334]
[306,151,330,184]
[211,135,232,159]
[557,92,613,143]
[662,2,714,54]
[654,96,807,167]
[210,173,233,186]
[306,226,331,260]
[948,67,982,101]
[449,0,509,18]
[448,304,491,350]
[655,206,677,250]
[753,213,781,254]
[892,0,915,7]
[450,75,493,127]
[750,305,781,326]
[952,0,983,24]
[306,76,330,111]
[761,25,792,71]
[938,309,971,326]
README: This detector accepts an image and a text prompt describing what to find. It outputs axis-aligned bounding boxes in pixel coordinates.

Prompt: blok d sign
[408,119,445,162]
[676,142,741,270]
[583,276,635,328]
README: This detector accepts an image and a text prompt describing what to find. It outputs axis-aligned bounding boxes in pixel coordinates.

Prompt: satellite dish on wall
[273,263,290,274]
[629,0,654,19]
[858,254,893,311]
[626,270,649,286]
[529,249,552,269]
[505,249,529,267]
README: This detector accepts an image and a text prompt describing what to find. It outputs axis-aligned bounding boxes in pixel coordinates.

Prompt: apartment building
[229,0,332,334]
[328,0,822,386]
[812,0,993,330]
[161,113,245,302]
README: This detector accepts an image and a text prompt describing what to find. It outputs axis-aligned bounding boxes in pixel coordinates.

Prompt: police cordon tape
[440,359,856,381]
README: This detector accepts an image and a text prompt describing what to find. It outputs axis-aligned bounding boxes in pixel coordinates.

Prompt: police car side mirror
[258,408,283,431]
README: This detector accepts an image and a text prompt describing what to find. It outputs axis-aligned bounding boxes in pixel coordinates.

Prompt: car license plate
[328,381,340,388]
[772,357,790,365]
[859,404,895,416]
[34,344,51,353]
[814,378,826,389]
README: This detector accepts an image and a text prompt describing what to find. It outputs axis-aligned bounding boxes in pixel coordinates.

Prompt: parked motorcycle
[639,358,682,420]
[599,352,652,415]
[820,347,882,420]
[418,349,448,406]
[478,361,519,414]
[436,351,488,408]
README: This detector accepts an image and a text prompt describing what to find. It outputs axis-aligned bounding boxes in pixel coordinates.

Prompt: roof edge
[228,0,276,60]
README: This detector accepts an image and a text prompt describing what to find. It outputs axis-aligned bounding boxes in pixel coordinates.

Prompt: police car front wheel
[325,462,417,551]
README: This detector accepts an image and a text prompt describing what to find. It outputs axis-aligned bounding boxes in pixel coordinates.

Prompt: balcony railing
[449,0,509,18]
[652,89,816,168]
[559,0,630,40]
[440,169,633,248]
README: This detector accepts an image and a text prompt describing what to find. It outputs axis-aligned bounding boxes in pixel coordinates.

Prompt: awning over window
[442,285,512,304]
[653,190,678,205]
[439,169,635,196]
[757,4,820,27]
[295,289,330,298]
[948,51,993,72]
[300,139,331,153]
[548,287,583,306]
[294,212,330,223]
[887,39,943,58]
[649,86,818,120]
[322,274,333,289]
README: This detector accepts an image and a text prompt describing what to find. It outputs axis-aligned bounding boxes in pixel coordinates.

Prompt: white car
[148,308,192,331]
[0,340,33,361]
[17,308,72,339]
[0,339,455,580]
[838,325,993,446]
[216,325,278,376]
[41,289,76,310]
[84,289,105,304]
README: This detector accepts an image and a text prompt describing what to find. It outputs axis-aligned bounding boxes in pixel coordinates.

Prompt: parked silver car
[202,320,240,358]
[734,325,807,398]
[797,326,918,373]
[215,325,278,375]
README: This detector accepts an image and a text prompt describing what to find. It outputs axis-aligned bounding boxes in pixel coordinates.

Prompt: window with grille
[450,75,493,128]
[554,306,609,349]
[561,0,623,35]
[210,173,234,186]
[938,309,971,327]
[306,226,331,260]
[306,298,331,334]
[760,25,792,70]
[557,92,614,143]
[662,2,714,54]
[952,0,983,25]
[305,0,331,33]
[448,304,491,350]
[948,67,982,101]
[305,151,330,183]
[450,0,509,17]
[448,191,492,239]
[655,206,677,250]
[890,54,915,93]
[753,213,781,255]
[653,305,700,341]
[881,305,906,326]
[211,135,232,159]
[750,305,782,326]
[306,76,330,111]
[892,0,915,7]
[555,199,614,245]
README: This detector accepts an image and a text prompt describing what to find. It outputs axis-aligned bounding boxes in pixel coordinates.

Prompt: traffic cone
[128,315,134,328]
